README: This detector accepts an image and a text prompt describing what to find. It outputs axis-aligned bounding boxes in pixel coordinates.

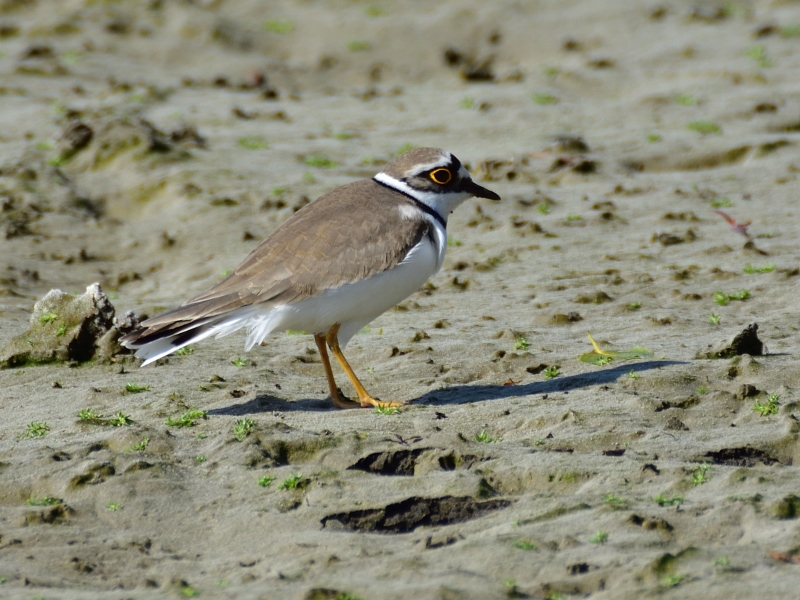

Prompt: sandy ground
[2,0,800,598]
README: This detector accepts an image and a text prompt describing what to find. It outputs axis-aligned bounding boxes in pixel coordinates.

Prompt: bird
[120,147,501,409]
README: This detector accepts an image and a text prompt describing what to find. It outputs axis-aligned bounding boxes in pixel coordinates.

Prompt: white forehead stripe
[402,151,452,177]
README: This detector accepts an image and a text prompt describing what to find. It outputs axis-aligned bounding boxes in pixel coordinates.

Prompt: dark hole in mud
[438,452,482,471]
[348,448,429,476]
[321,496,511,534]
[704,447,781,467]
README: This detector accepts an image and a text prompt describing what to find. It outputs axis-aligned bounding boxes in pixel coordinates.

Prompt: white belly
[242,235,440,349]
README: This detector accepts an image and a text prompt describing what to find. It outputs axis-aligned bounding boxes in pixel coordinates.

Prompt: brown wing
[122,179,429,341]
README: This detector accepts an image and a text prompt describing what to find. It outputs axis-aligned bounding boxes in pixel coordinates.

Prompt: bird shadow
[207,360,684,415]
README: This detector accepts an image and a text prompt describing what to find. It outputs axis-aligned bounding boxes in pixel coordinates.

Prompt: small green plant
[697,386,708,395]
[565,214,582,221]
[532,93,558,105]
[304,155,337,168]
[231,356,248,367]
[106,502,120,511]
[258,475,276,487]
[27,496,61,506]
[691,463,713,486]
[713,289,750,306]
[743,263,775,274]
[175,346,195,356]
[514,335,529,351]
[56,323,67,336]
[263,19,294,33]
[278,473,304,490]
[447,236,462,247]
[38,312,58,324]
[752,393,779,416]
[196,455,206,463]
[713,556,731,567]
[78,408,104,423]
[688,120,721,135]
[537,203,551,215]
[165,409,208,428]
[25,422,49,438]
[238,136,268,149]
[475,429,499,443]
[627,301,642,311]
[347,40,370,51]
[589,531,608,544]
[674,94,699,106]
[459,97,476,109]
[512,539,538,551]
[653,493,684,506]
[129,437,149,453]
[661,574,686,587]
[710,197,733,208]
[375,405,400,415]
[180,585,200,598]
[233,418,255,441]
[604,494,627,509]
[125,383,150,393]
[627,370,639,380]
[709,313,721,325]
[365,5,386,16]
[544,365,560,379]
[647,132,662,143]
[746,44,772,67]
[107,412,133,427]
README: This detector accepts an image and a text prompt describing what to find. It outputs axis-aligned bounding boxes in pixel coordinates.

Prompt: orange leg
[314,333,360,409]
[325,324,403,408]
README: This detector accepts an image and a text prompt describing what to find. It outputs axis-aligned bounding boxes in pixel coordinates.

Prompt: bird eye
[429,168,452,185]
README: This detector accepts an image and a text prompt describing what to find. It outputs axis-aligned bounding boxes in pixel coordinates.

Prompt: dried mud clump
[695,323,764,359]
[0,283,134,367]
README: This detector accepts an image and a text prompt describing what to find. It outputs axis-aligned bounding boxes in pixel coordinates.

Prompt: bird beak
[460,177,501,201]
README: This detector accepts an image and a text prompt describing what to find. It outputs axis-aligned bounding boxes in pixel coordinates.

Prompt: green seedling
[627,370,639,380]
[533,439,545,446]
[56,324,67,336]
[196,455,206,463]
[710,197,733,208]
[544,365,560,379]
[258,475,276,487]
[347,40,370,51]
[514,335,529,351]
[653,493,684,506]
[165,409,208,428]
[27,496,61,506]
[78,408,104,423]
[697,386,708,395]
[107,412,132,427]
[106,502,120,511]
[713,289,750,306]
[459,97,476,109]
[537,203,551,214]
[125,383,150,393]
[746,44,772,67]
[512,539,538,551]
[263,19,294,33]
[752,393,779,416]
[589,531,608,544]
[580,333,652,365]
[231,356,248,367]
[709,313,721,325]
[674,94,698,106]
[375,405,400,415]
[647,132,662,143]
[233,418,255,441]
[181,585,200,598]
[304,155,337,168]
[627,301,642,311]
[532,93,558,105]
[446,236,462,247]
[129,437,149,453]
[25,422,49,438]
[238,136,268,149]
[691,463,713,485]
[688,120,721,135]
[278,473,304,490]
[604,494,627,509]
[565,214,582,221]
[661,574,686,588]
[713,556,731,567]
[175,346,194,356]
[475,429,499,443]
[743,263,775,274]
[38,312,58,324]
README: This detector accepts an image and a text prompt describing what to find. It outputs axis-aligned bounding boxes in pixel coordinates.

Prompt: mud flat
[1,1,800,598]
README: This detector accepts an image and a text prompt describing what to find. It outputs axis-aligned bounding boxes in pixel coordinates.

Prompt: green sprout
[627,301,642,311]
[78,408,104,423]
[278,473,304,490]
[752,393,779,416]
[544,365,560,379]
[697,386,708,395]
[674,94,699,106]
[232,418,255,441]
[589,531,609,544]
[25,422,50,438]
[231,356,248,367]
[129,437,149,453]
[746,44,772,67]
[532,93,558,105]
[56,323,67,336]
[687,120,721,135]
[106,502,121,511]
[652,493,684,507]
[565,214,582,221]
[475,430,499,443]
[627,370,639,380]
[709,313,721,325]
[304,155,337,168]
[375,405,400,415]
[107,412,133,427]
[258,475,276,487]
[604,494,627,509]
[27,496,62,506]
[263,19,294,33]
[347,40,370,51]
[691,463,713,485]
[38,312,58,324]
[512,539,538,551]
[537,203,551,214]
[165,409,208,428]
[175,346,195,356]
[459,97,476,109]
[125,383,150,393]
[196,455,206,463]
[743,263,775,274]
[713,289,750,306]
[710,197,733,208]
[661,574,686,588]
[238,136,269,149]
[514,335,529,351]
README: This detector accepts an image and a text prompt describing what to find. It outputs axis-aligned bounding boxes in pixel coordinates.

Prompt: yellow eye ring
[430,168,452,185]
